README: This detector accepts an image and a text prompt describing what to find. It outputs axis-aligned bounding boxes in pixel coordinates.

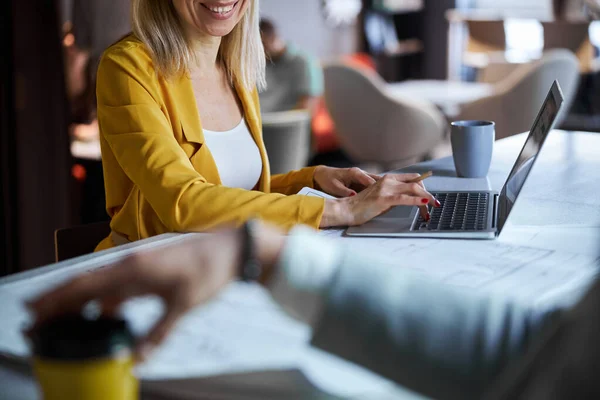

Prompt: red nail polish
[421,198,429,204]
[435,200,441,208]
[425,214,431,222]
[350,192,356,197]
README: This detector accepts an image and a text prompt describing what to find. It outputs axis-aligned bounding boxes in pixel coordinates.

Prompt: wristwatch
[238,220,263,282]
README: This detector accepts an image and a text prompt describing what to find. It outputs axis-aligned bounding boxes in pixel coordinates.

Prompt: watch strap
[238,221,262,282]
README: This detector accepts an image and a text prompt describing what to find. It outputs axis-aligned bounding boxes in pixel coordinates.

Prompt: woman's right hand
[320,173,439,228]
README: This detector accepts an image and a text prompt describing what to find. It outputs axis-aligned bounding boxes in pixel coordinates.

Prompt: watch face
[322,0,362,26]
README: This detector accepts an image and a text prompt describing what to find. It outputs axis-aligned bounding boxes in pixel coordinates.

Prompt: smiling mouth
[201,1,239,15]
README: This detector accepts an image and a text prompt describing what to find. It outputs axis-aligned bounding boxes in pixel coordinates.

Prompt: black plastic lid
[31,315,135,361]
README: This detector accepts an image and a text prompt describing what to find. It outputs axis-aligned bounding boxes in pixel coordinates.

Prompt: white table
[386,80,494,117]
[1,130,599,399]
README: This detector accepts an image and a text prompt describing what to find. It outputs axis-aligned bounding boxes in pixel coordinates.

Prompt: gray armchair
[323,63,446,171]
[261,110,312,175]
[457,49,580,140]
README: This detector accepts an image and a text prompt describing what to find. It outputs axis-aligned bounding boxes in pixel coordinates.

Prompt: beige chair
[261,110,312,175]
[456,49,580,140]
[323,63,446,171]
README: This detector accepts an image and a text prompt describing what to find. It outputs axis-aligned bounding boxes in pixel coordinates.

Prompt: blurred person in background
[259,18,323,113]
[29,221,600,399]
[94,0,439,250]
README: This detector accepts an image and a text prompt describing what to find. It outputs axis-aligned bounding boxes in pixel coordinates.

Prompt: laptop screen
[497,81,564,233]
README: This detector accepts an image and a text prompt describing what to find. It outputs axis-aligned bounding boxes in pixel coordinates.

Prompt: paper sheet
[505,158,600,226]
[317,229,600,308]
[500,224,600,257]
[130,284,310,378]
[297,187,337,200]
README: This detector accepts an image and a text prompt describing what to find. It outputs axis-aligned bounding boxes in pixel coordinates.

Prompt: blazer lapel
[171,73,204,145]
[169,73,226,184]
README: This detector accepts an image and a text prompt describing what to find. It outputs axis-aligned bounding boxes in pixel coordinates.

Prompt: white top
[203,119,262,190]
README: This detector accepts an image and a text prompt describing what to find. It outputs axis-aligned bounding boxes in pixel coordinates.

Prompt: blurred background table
[386,80,494,117]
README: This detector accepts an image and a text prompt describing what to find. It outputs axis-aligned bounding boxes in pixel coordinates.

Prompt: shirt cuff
[266,225,342,326]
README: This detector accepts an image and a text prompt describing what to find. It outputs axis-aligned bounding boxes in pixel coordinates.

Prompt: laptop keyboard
[414,192,489,231]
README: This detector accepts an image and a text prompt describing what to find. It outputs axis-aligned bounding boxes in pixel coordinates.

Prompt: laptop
[346,81,564,239]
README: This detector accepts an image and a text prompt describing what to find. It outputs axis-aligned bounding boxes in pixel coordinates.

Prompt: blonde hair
[131,0,266,91]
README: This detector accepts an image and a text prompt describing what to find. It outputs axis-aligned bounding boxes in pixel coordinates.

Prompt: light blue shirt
[271,227,560,399]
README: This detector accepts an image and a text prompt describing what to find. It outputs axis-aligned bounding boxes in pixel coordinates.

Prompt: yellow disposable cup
[33,353,137,400]
[30,315,138,400]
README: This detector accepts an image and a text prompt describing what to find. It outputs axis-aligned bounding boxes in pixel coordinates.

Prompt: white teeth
[208,4,234,13]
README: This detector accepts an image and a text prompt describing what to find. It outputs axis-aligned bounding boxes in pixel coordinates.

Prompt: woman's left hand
[313,166,380,197]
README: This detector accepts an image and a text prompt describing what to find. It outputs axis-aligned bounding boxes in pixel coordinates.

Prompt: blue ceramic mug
[450,120,495,178]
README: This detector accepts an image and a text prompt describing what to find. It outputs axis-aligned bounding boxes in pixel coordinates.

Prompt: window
[322,0,362,26]
[505,19,544,60]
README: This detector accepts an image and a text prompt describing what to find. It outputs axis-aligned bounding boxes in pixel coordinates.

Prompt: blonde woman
[96,0,438,250]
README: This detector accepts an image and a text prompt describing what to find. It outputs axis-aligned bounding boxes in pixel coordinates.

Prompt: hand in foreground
[26,224,286,361]
[313,166,380,197]
[320,173,440,227]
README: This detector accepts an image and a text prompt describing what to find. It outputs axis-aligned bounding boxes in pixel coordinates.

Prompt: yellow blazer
[95,35,325,250]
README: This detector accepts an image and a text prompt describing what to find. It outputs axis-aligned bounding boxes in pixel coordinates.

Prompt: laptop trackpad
[346,206,417,235]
